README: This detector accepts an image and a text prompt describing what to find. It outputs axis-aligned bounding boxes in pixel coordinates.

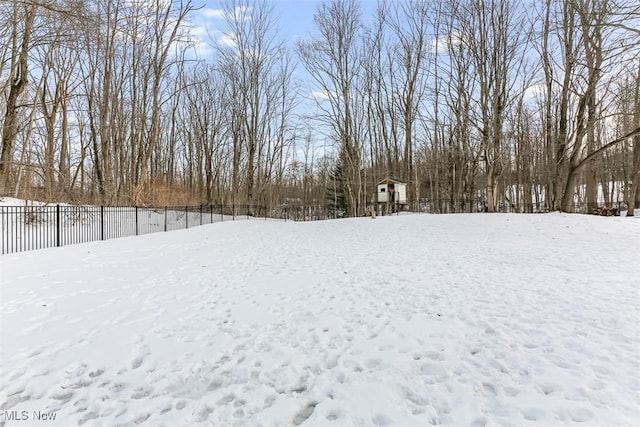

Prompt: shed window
[380,188,386,192]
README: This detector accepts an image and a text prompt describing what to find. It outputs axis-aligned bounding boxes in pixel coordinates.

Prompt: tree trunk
[626,65,640,215]
[0,3,37,193]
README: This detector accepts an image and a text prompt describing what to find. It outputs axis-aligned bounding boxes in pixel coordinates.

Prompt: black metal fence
[2,200,636,255]
[0,204,269,255]
[414,199,632,214]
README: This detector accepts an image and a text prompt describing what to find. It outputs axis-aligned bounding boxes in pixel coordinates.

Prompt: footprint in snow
[49,390,74,403]
[7,369,26,382]
[325,409,342,421]
[470,417,487,427]
[425,350,443,361]
[63,362,87,378]
[403,388,428,407]
[522,408,546,421]
[131,344,150,369]
[131,386,153,399]
[0,395,21,411]
[482,382,497,396]
[217,394,235,405]
[365,358,381,369]
[62,379,93,389]
[372,414,392,426]
[194,404,213,422]
[72,398,88,413]
[88,368,105,378]
[263,395,277,408]
[207,377,224,391]
[325,355,339,369]
[28,346,45,357]
[503,386,520,397]
[293,402,317,426]
[569,408,594,422]
[539,383,560,395]
[133,413,151,424]
[78,411,99,425]
[109,382,127,392]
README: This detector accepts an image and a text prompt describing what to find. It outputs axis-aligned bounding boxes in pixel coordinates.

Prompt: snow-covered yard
[1,213,639,426]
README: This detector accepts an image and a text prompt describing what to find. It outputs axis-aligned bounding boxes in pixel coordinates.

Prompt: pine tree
[326,156,347,218]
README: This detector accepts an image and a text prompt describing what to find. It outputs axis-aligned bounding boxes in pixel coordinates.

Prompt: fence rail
[0,204,268,255]
[2,200,636,255]
[413,199,633,214]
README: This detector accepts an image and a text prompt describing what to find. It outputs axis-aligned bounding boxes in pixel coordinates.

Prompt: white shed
[377,178,407,205]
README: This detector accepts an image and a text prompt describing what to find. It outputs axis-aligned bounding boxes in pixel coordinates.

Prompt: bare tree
[559,0,639,212]
[429,0,481,212]
[385,0,431,203]
[0,1,37,193]
[134,0,194,204]
[298,0,365,216]
[458,0,531,212]
[629,65,640,214]
[33,6,80,200]
[216,0,295,213]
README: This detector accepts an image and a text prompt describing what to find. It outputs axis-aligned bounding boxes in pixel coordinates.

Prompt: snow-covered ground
[1,213,639,426]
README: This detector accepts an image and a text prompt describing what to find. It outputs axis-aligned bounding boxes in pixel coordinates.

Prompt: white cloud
[179,23,215,58]
[201,8,225,19]
[310,89,337,101]
[523,83,546,100]
[230,5,252,21]
[200,6,252,21]
[427,32,463,52]
[219,33,237,48]
[191,38,215,58]
[190,24,209,38]
[190,5,253,53]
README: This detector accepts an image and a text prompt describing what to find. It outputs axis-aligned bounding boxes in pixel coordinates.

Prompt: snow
[0,198,54,207]
[1,213,639,426]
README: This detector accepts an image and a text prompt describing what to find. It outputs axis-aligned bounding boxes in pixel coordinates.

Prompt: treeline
[0,0,638,213]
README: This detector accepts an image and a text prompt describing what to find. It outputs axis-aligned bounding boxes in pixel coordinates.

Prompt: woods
[0,0,638,214]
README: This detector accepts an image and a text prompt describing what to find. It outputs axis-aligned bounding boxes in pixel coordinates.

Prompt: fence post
[200,205,203,226]
[100,206,105,241]
[210,205,213,224]
[185,206,188,229]
[56,204,61,247]
[233,204,235,221]
[135,206,139,235]
[164,207,167,232]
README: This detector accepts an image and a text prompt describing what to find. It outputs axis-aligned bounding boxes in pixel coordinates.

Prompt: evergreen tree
[326,142,360,217]
[326,156,347,218]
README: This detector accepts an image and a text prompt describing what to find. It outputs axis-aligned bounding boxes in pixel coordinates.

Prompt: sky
[190,1,317,57]
[187,0,382,155]
[190,0,380,57]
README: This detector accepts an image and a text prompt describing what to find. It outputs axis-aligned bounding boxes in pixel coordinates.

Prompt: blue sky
[192,0,322,51]
[192,0,380,54]
[189,1,379,120]
[187,0,388,154]
[265,0,379,39]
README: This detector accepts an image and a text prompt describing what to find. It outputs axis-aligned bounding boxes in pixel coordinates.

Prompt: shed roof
[377,178,405,185]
